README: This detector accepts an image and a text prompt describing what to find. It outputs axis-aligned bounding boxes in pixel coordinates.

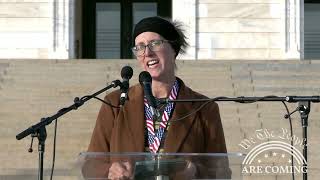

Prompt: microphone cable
[167,95,296,180]
[48,91,121,180]
[48,93,296,180]
[39,67,133,179]
[81,95,120,109]
[281,101,295,180]
[50,118,58,180]
[169,96,226,122]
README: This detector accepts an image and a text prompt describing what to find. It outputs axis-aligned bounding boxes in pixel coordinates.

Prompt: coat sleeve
[197,102,231,179]
[204,102,227,153]
[83,96,118,179]
[88,95,117,152]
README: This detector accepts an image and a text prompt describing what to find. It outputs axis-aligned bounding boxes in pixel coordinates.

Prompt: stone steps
[1,60,320,180]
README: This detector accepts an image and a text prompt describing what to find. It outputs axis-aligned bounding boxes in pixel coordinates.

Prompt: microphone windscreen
[121,66,133,80]
[139,71,152,84]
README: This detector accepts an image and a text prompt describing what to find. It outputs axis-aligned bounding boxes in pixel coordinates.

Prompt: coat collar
[164,78,198,152]
[123,78,198,152]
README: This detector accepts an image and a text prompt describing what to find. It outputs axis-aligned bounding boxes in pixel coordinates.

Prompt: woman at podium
[87,16,229,180]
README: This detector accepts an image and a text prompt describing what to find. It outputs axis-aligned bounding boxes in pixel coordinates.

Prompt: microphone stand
[159,95,320,180]
[298,101,310,180]
[16,80,122,180]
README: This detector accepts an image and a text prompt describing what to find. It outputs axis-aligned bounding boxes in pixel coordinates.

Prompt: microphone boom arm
[158,96,320,104]
[159,95,318,180]
[16,80,122,140]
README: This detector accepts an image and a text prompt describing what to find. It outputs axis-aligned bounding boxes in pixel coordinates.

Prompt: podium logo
[239,129,307,174]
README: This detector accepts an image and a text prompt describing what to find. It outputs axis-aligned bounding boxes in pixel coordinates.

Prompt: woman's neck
[152,77,176,98]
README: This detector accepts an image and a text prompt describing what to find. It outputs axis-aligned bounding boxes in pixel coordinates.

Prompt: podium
[77,152,244,180]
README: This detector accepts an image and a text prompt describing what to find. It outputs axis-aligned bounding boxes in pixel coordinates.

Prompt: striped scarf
[144,79,179,153]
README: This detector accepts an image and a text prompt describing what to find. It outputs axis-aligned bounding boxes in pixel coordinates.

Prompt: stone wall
[0,0,71,59]
[1,0,301,60]
[174,0,301,60]
[0,1,52,58]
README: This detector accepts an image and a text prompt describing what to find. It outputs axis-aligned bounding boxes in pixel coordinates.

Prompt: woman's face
[134,32,176,82]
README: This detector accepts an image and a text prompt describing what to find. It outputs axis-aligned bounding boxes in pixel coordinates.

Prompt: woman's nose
[144,45,153,56]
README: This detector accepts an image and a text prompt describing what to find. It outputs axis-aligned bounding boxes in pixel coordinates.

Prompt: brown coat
[88,78,227,154]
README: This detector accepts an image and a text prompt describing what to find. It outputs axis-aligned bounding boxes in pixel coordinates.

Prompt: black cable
[170,95,279,122]
[47,93,120,180]
[50,118,58,180]
[81,95,120,109]
[47,94,297,180]
[46,90,120,180]
[281,101,295,180]
[170,100,212,122]
[170,97,227,122]
[168,95,296,180]
[235,96,297,180]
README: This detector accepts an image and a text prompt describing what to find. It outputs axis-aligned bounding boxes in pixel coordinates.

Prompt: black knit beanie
[133,16,181,56]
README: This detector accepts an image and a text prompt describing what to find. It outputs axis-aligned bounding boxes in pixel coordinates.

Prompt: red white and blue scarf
[144,80,179,153]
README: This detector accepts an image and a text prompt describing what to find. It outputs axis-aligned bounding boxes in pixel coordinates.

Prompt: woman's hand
[174,160,197,179]
[108,161,133,180]
[184,161,197,178]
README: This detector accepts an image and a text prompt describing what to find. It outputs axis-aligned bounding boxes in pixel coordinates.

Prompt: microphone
[139,71,160,119]
[120,66,133,106]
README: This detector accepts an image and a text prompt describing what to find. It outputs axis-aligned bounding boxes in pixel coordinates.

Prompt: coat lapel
[122,84,145,151]
[119,80,199,152]
[164,80,198,152]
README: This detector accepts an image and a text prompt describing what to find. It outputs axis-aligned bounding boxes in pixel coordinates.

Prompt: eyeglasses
[132,39,169,57]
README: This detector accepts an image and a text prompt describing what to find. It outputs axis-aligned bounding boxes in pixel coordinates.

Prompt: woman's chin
[150,73,162,80]
[147,69,161,77]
